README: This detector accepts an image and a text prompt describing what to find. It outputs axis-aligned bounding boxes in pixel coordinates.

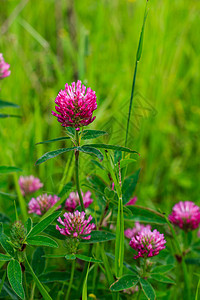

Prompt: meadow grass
[0,0,200,299]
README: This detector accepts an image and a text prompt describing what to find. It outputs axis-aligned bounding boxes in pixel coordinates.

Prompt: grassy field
[0,0,200,298]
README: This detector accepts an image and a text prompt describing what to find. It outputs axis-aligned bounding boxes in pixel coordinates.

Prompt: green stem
[30,282,35,300]
[75,130,85,212]
[137,285,142,300]
[125,1,148,147]
[65,260,75,300]
[13,172,28,222]
[181,258,191,299]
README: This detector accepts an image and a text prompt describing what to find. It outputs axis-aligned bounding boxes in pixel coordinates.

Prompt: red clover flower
[129,228,166,259]
[0,53,11,79]
[28,194,61,215]
[124,222,151,239]
[19,175,43,196]
[169,201,200,231]
[52,80,97,130]
[65,190,93,212]
[56,210,95,240]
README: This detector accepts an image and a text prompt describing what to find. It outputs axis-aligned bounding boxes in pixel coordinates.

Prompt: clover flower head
[129,228,166,259]
[52,80,97,130]
[28,194,61,215]
[0,53,11,79]
[125,196,137,206]
[65,190,93,212]
[124,222,151,239]
[169,201,200,231]
[56,210,95,240]
[19,175,43,196]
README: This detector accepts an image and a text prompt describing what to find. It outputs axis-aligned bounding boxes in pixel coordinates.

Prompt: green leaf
[185,258,200,266]
[43,254,65,258]
[140,278,155,300]
[25,256,53,300]
[75,254,102,263]
[119,158,136,169]
[58,182,73,197]
[90,159,105,170]
[0,271,6,295]
[80,231,116,244]
[35,147,77,165]
[39,271,72,283]
[28,211,61,238]
[126,206,166,224]
[110,275,138,291]
[0,100,19,108]
[150,274,176,284]
[0,191,17,199]
[0,114,21,118]
[151,264,174,274]
[32,247,45,276]
[25,218,32,235]
[82,264,90,300]
[136,5,148,61]
[79,146,104,161]
[0,166,22,174]
[122,169,140,204]
[65,127,76,138]
[114,150,122,164]
[0,253,12,261]
[65,254,76,260]
[43,224,66,240]
[7,260,25,299]
[0,224,15,257]
[81,130,108,140]
[83,144,139,155]
[27,235,58,248]
[36,137,70,145]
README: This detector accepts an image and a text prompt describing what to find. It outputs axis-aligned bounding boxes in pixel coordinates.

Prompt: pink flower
[124,222,151,239]
[65,191,93,212]
[52,80,97,130]
[125,196,137,206]
[0,53,11,79]
[56,210,95,240]
[169,201,200,231]
[130,228,166,259]
[28,194,61,215]
[19,175,43,196]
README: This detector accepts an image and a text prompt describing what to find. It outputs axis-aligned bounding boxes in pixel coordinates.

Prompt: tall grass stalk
[125,1,148,147]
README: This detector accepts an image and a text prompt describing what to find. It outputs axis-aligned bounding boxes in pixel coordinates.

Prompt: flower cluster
[19,175,43,196]
[10,221,26,249]
[0,53,11,79]
[129,228,166,259]
[125,222,151,239]
[65,191,93,212]
[56,210,95,240]
[28,194,60,215]
[52,80,97,130]
[169,201,200,231]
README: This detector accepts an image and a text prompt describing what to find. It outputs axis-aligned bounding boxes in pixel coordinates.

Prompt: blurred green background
[1,0,200,213]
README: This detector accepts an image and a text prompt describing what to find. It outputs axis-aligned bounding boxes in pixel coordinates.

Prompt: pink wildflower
[125,196,137,206]
[56,210,95,240]
[28,194,61,215]
[124,222,151,239]
[0,53,11,79]
[130,228,166,259]
[169,201,200,231]
[52,80,97,130]
[19,175,43,196]
[65,191,93,212]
